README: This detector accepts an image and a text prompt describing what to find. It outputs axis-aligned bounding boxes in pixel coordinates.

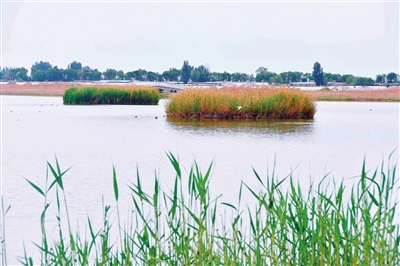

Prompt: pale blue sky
[2,1,399,78]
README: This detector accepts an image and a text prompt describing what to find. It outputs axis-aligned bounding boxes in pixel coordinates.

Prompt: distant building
[290,81,316,87]
[327,82,346,86]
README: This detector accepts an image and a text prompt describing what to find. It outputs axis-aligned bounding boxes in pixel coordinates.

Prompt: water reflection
[167,118,314,136]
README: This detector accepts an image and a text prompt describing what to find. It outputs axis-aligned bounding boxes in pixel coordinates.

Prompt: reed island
[166,86,316,119]
[62,86,160,105]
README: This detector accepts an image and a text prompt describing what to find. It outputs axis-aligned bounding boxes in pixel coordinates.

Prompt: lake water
[1,95,399,264]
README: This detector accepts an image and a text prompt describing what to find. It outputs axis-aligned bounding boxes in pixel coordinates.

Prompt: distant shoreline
[1,82,399,102]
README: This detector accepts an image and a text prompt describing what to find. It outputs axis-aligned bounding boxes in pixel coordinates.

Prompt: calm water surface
[1,95,399,263]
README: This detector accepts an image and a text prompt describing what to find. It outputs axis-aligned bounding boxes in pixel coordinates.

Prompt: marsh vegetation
[166,87,316,119]
[63,86,160,105]
[15,152,400,265]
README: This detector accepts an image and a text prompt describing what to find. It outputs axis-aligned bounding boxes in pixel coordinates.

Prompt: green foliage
[63,69,78,82]
[46,67,63,82]
[19,153,400,265]
[68,61,82,71]
[181,60,193,84]
[345,75,355,85]
[147,71,162,81]
[0,60,393,86]
[103,69,117,80]
[375,74,386,83]
[344,75,375,86]
[79,68,102,81]
[162,68,181,81]
[31,61,52,77]
[209,71,231,82]
[324,72,343,83]
[0,67,29,81]
[270,74,283,84]
[230,72,249,82]
[190,65,210,82]
[355,77,375,86]
[125,69,148,81]
[312,62,324,86]
[32,70,47,82]
[387,72,399,83]
[255,66,268,74]
[116,70,125,80]
[63,87,160,105]
[255,72,277,83]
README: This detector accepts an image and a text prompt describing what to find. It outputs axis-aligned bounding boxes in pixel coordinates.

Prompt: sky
[1,0,399,78]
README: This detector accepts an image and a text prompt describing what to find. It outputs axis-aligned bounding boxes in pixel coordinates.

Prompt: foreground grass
[166,87,316,119]
[12,152,399,265]
[63,86,160,105]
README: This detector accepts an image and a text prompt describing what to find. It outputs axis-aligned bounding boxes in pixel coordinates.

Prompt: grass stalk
[15,152,400,265]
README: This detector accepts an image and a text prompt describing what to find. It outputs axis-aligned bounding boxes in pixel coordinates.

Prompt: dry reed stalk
[166,86,315,119]
[309,87,400,101]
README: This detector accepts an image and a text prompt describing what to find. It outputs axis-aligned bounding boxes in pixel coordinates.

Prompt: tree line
[0,60,399,86]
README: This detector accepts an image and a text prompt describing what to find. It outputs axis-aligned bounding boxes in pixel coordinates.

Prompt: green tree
[303,73,312,82]
[231,73,249,82]
[324,72,342,83]
[68,61,82,71]
[355,77,374,86]
[46,67,63,81]
[279,72,291,84]
[128,69,147,81]
[103,69,117,80]
[312,62,324,86]
[147,71,162,81]
[15,67,29,81]
[375,74,386,83]
[116,70,125,80]
[255,72,277,83]
[190,65,210,82]
[2,67,29,81]
[63,68,78,81]
[181,60,193,84]
[31,61,52,77]
[345,75,355,85]
[386,72,399,83]
[209,72,228,82]
[270,75,283,84]
[287,71,303,83]
[162,68,181,81]
[221,71,231,81]
[32,70,47,81]
[255,66,268,74]
[249,74,255,82]
[90,71,102,81]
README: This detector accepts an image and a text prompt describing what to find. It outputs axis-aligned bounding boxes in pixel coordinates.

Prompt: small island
[166,86,315,119]
[62,86,160,105]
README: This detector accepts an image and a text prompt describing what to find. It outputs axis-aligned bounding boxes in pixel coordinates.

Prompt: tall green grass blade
[112,165,119,202]
[25,179,45,196]
[166,151,181,179]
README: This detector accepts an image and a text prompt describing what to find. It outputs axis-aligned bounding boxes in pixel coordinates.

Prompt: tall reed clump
[166,86,316,119]
[63,86,160,105]
[19,152,399,265]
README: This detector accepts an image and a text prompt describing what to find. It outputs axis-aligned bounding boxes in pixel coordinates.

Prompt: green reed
[63,86,160,105]
[18,152,399,265]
